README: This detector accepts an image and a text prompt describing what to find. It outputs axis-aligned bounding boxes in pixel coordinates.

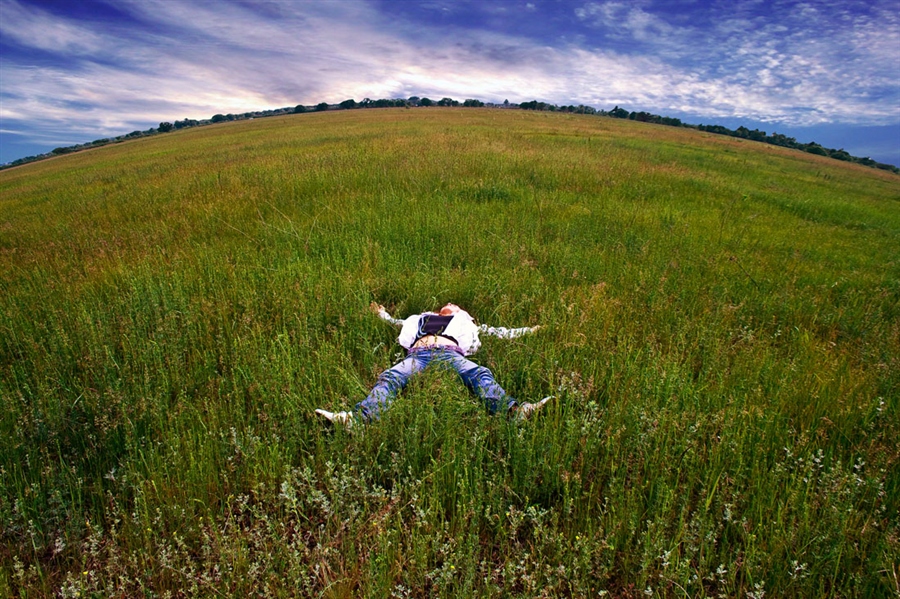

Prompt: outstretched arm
[478,323,542,339]
[370,302,404,326]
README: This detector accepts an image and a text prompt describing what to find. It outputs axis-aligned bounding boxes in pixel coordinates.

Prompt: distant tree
[504,99,510,107]
[315,102,330,112]
[699,124,734,136]
[463,99,484,107]
[293,105,307,114]
[747,128,766,142]
[804,143,828,156]
[366,98,390,108]
[630,111,658,122]
[437,97,458,106]
[408,96,420,106]
[767,132,796,147]
[829,148,852,162]
[211,114,227,123]
[339,99,357,110]
[520,100,554,111]
[158,122,174,132]
[609,106,629,119]
[419,97,433,106]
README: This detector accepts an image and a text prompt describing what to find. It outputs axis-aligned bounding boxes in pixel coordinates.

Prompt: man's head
[439,303,461,316]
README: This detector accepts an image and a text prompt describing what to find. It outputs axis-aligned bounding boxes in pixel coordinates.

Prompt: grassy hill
[1,108,898,597]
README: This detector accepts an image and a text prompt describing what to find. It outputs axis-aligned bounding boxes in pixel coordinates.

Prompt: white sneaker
[315,409,354,429]
[514,396,553,420]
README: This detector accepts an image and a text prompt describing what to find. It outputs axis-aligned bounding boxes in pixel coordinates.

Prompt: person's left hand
[369,301,385,314]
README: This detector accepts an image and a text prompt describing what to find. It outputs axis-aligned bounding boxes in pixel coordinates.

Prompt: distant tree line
[3,97,896,174]
[2,106,298,169]
[692,124,886,167]
[518,102,897,173]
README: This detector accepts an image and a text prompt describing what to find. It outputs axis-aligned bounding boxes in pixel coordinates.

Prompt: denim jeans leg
[445,353,516,414]
[355,353,426,421]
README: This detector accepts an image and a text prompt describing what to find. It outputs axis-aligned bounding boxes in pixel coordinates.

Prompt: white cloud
[576,1,683,46]
[0,0,106,54]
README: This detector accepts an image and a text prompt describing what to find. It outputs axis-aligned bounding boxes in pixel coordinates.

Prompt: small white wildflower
[748,581,766,599]
[790,560,808,579]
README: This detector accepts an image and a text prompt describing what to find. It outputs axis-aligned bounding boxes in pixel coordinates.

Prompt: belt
[412,335,458,349]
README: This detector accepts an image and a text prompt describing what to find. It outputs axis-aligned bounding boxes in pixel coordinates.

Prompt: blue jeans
[355,347,517,421]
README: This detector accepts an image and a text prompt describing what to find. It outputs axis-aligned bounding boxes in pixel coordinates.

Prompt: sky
[1,0,898,166]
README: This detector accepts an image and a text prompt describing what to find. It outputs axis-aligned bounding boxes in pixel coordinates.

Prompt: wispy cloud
[0,0,106,55]
[571,1,899,120]
[575,2,678,43]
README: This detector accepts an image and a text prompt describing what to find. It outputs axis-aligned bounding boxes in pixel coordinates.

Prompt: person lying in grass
[315,302,552,427]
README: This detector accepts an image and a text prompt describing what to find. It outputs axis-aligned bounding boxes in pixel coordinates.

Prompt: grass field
[1,107,898,597]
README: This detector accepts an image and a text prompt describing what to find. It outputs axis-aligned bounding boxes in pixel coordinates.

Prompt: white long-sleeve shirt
[376,307,537,356]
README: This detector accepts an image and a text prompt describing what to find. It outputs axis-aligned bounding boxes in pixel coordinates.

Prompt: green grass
[1,108,898,597]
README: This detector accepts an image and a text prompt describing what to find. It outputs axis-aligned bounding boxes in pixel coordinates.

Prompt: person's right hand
[370,301,385,314]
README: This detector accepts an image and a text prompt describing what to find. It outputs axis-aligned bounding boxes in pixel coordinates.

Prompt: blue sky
[1,0,898,165]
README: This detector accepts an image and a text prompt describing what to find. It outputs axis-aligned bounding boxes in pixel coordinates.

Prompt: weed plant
[1,108,898,597]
